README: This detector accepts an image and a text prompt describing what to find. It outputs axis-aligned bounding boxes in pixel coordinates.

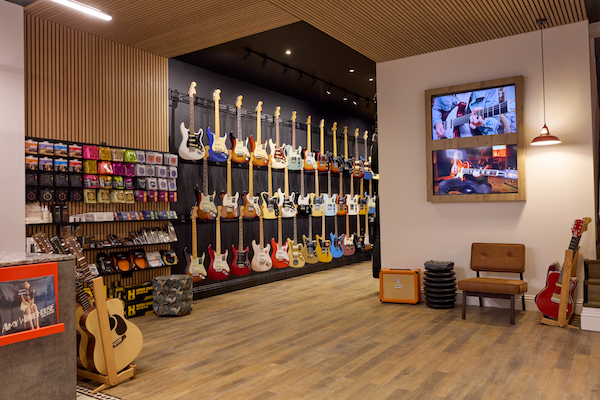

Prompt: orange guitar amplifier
[379,269,421,304]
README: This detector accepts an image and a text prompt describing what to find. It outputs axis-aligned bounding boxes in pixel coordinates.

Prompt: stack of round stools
[153,274,193,317]
[423,260,456,309]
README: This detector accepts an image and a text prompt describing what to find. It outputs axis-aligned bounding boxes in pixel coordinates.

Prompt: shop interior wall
[0,2,25,251]
[377,21,596,309]
[169,59,375,284]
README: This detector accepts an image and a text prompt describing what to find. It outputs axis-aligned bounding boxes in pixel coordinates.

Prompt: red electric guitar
[231,208,251,276]
[271,207,290,268]
[535,218,592,320]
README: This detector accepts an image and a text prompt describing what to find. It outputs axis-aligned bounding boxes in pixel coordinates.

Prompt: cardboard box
[124,283,153,303]
[124,299,154,318]
[379,269,421,304]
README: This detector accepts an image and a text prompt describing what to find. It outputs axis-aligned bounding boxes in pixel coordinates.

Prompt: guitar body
[442,103,467,138]
[535,270,577,319]
[302,235,319,264]
[316,152,330,172]
[269,139,288,169]
[353,158,364,178]
[340,234,355,256]
[242,193,260,219]
[231,136,251,164]
[207,245,230,280]
[251,240,272,272]
[220,192,240,219]
[178,123,205,161]
[281,191,297,218]
[363,160,373,180]
[324,193,338,216]
[76,302,90,370]
[329,233,344,259]
[80,299,143,375]
[303,151,317,171]
[286,239,305,268]
[315,235,333,263]
[231,244,251,276]
[207,127,229,162]
[196,187,217,221]
[336,195,347,216]
[368,195,376,215]
[343,158,354,175]
[184,248,207,283]
[310,194,325,217]
[297,194,312,216]
[261,192,280,220]
[358,195,369,215]
[252,141,270,166]
[346,194,359,215]
[271,238,290,268]
[354,234,365,253]
[286,145,304,170]
[330,156,342,174]
[364,234,373,251]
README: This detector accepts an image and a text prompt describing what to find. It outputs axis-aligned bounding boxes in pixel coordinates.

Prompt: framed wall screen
[425,76,525,203]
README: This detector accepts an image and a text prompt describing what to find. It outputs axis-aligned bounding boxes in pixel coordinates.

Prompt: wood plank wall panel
[25,14,169,151]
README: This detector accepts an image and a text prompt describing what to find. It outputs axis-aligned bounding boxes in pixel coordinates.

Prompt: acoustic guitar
[184,205,207,283]
[178,81,205,161]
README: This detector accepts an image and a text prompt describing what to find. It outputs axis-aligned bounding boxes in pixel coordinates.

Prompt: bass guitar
[178,81,205,160]
[286,111,303,170]
[207,206,230,280]
[251,213,272,272]
[184,205,207,282]
[535,218,591,320]
[271,208,290,268]
[231,209,251,276]
[230,95,252,164]
[252,101,269,166]
[315,215,333,263]
[207,89,229,162]
[269,106,287,169]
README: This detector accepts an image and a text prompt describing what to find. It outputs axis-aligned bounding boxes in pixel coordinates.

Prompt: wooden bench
[458,243,527,325]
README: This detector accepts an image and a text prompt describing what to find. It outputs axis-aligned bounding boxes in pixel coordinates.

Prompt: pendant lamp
[531,19,561,146]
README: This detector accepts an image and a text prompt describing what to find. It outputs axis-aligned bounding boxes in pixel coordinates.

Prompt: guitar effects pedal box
[379,269,421,304]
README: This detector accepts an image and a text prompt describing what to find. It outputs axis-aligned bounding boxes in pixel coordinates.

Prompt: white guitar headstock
[188,82,196,97]
[213,89,221,102]
[256,101,263,113]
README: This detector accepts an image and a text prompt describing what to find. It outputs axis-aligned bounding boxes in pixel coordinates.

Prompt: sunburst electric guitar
[184,205,207,282]
[252,101,269,167]
[207,89,229,162]
[207,206,230,280]
[178,81,205,160]
[269,106,287,169]
[231,208,251,276]
[271,208,290,268]
[220,150,240,219]
[251,213,272,272]
[352,128,364,179]
[286,111,303,170]
[230,95,252,164]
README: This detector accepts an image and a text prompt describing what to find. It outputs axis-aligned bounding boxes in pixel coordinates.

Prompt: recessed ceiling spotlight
[368,77,374,82]
[349,68,355,73]
[352,98,358,106]
[326,86,332,95]
[285,49,292,55]
[342,92,348,101]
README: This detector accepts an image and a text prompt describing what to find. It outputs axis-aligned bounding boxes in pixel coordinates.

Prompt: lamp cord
[540,22,546,126]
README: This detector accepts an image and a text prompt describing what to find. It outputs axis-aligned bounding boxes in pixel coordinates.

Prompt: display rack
[540,249,580,329]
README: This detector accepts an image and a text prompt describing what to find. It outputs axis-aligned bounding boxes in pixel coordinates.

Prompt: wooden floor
[88,262,600,400]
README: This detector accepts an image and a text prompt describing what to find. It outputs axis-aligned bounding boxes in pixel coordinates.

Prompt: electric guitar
[279,164,297,218]
[330,122,341,174]
[297,159,312,216]
[252,101,269,166]
[231,208,251,276]
[316,119,330,172]
[368,179,376,215]
[260,158,281,220]
[346,172,359,216]
[242,153,260,219]
[329,215,344,259]
[315,215,333,263]
[207,206,230,280]
[269,106,287,169]
[354,211,365,252]
[196,150,217,220]
[178,81,205,160]
[371,132,379,180]
[358,178,368,215]
[303,115,317,171]
[184,205,207,283]
[251,213,272,272]
[287,210,305,268]
[286,111,303,170]
[352,128,364,178]
[230,95,252,164]
[310,169,325,217]
[220,150,240,219]
[301,215,319,264]
[340,212,355,256]
[324,167,338,216]
[63,236,143,376]
[207,89,229,162]
[362,130,373,180]
[451,151,518,181]
[439,99,516,139]
[535,218,592,320]
[363,212,373,251]
[342,126,353,175]
[336,169,347,216]
[271,208,290,268]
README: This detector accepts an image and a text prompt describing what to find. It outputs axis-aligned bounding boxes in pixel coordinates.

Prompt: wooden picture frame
[425,76,525,203]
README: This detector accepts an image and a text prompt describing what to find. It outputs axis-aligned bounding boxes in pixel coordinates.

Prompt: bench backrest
[470,243,525,273]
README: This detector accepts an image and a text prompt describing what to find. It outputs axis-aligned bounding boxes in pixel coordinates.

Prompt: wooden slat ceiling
[24,0,588,63]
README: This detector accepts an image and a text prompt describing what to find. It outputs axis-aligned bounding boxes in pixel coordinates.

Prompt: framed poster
[0,262,64,346]
[425,76,525,202]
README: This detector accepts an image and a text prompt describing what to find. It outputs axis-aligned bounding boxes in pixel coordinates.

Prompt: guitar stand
[77,278,137,394]
[539,249,580,329]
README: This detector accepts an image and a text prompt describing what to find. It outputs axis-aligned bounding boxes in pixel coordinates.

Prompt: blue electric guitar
[329,214,344,258]
[207,89,229,162]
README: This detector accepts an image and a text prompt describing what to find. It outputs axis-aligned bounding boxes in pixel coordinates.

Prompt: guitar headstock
[332,122,337,134]
[239,207,244,219]
[372,132,377,142]
[319,119,324,129]
[505,169,518,180]
[307,115,311,125]
[571,217,593,237]
[274,106,281,119]
[188,81,197,98]
[291,111,297,122]
[236,95,243,108]
[33,232,54,254]
[190,205,198,220]
[354,128,360,138]
[255,101,263,113]
[213,89,221,102]
[363,130,369,141]
[63,236,84,260]
[343,126,348,137]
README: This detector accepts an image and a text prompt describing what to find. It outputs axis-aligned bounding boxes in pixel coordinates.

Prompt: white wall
[0,1,25,251]
[377,21,596,307]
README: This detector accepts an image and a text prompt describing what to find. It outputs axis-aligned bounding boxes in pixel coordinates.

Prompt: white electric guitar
[207,206,230,280]
[439,99,516,139]
[251,214,272,272]
[346,172,359,216]
[286,111,303,170]
[280,164,296,218]
[269,106,287,169]
[219,150,240,219]
[178,81,205,160]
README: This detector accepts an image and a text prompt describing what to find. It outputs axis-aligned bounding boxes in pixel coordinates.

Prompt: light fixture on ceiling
[352,97,358,106]
[50,0,112,21]
[298,74,303,82]
[282,67,289,76]
[342,92,348,101]
[326,86,332,95]
[311,78,317,88]
[531,18,561,146]
[243,52,251,62]
[285,49,292,55]
[348,68,355,73]
[261,58,267,68]
[368,77,374,82]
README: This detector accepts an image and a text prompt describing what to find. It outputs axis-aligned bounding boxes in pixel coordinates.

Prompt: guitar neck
[308,215,313,240]
[357,209,361,233]
[314,169,319,196]
[256,105,262,142]
[275,111,280,146]
[76,280,92,310]
[454,101,511,127]
[334,214,338,237]
[227,155,232,195]
[292,118,296,148]
[354,133,359,159]
[192,214,198,259]
[259,216,264,248]
[364,213,369,235]
[293,214,298,243]
[363,134,368,159]
[237,107,242,141]
[203,157,209,194]
[284,166,289,196]
[214,93,220,138]
[350,175,354,196]
[360,179,364,196]
[339,174,344,196]
[301,167,305,196]
[248,160,253,195]
[333,127,338,157]
[238,214,244,249]
[344,131,349,159]
[189,93,195,134]
[278,214,283,245]
[328,170,332,196]
[307,121,312,152]
[320,121,325,153]
[346,213,350,236]
[369,179,372,197]
[321,215,326,237]
[268,164,273,196]
[216,214,221,254]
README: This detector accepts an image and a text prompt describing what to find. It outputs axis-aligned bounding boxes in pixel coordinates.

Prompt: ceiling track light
[326,86,332,95]
[243,52,251,62]
[352,97,359,106]
[282,67,289,76]
[342,92,348,101]
[298,74,303,82]
[311,78,317,88]
[50,0,112,20]
[261,58,267,68]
